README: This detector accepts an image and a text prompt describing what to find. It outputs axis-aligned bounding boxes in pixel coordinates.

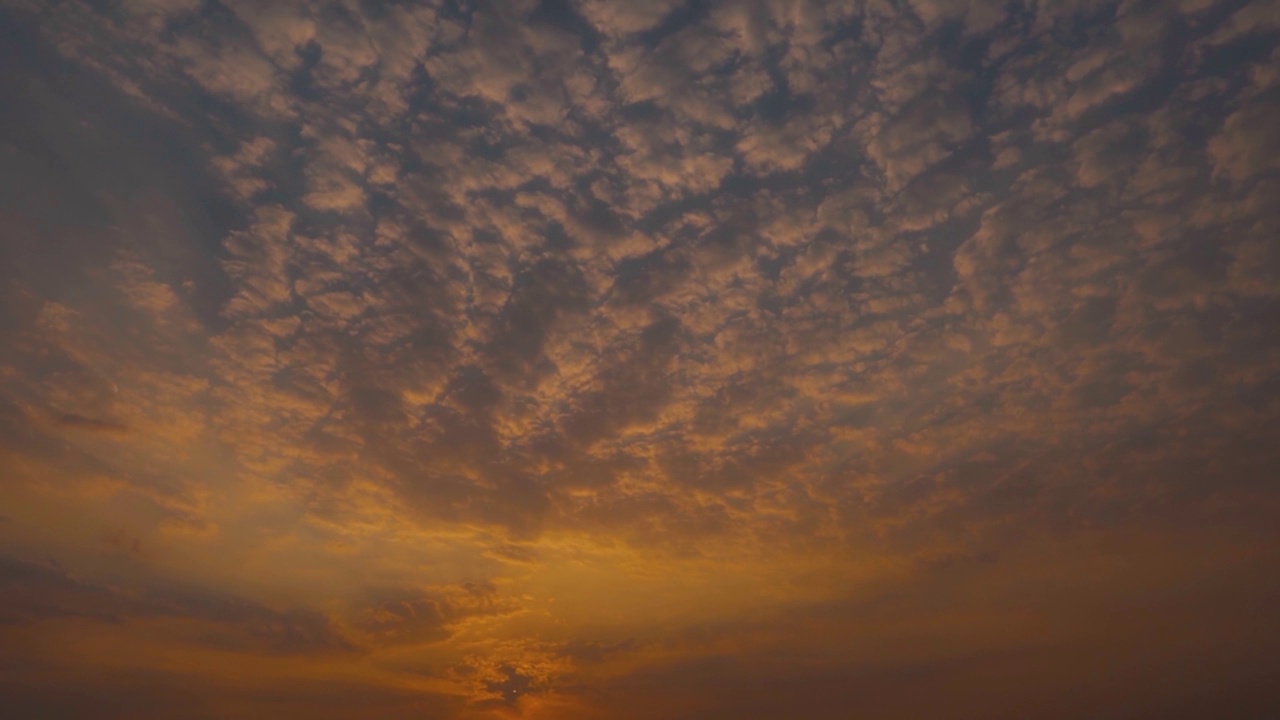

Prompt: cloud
[576,0,687,36]
[0,555,351,655]
[347,581,520,646]
[1209,100,1280,183]
[53,413,130,435]
[3,0,1280,717]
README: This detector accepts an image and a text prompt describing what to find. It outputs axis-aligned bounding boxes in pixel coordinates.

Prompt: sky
[1,0,1278,717]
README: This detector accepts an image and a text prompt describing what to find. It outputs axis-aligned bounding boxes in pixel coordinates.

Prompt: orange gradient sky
[2,0,1279,718]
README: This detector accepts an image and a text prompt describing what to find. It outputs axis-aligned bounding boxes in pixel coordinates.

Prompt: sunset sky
[1,0,1279,717]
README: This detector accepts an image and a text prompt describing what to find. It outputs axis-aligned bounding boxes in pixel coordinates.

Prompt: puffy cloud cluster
[2,0,1279,717]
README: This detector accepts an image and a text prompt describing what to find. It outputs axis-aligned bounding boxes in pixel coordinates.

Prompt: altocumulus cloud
[1,0,1279,718]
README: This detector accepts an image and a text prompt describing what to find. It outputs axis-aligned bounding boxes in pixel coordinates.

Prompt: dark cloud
[54,413,130,435]
[0,670,464,720]
[0,555,351,654]
[0,555,121,625]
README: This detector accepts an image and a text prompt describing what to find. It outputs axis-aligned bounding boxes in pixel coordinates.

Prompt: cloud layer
[2,0,1279,717]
